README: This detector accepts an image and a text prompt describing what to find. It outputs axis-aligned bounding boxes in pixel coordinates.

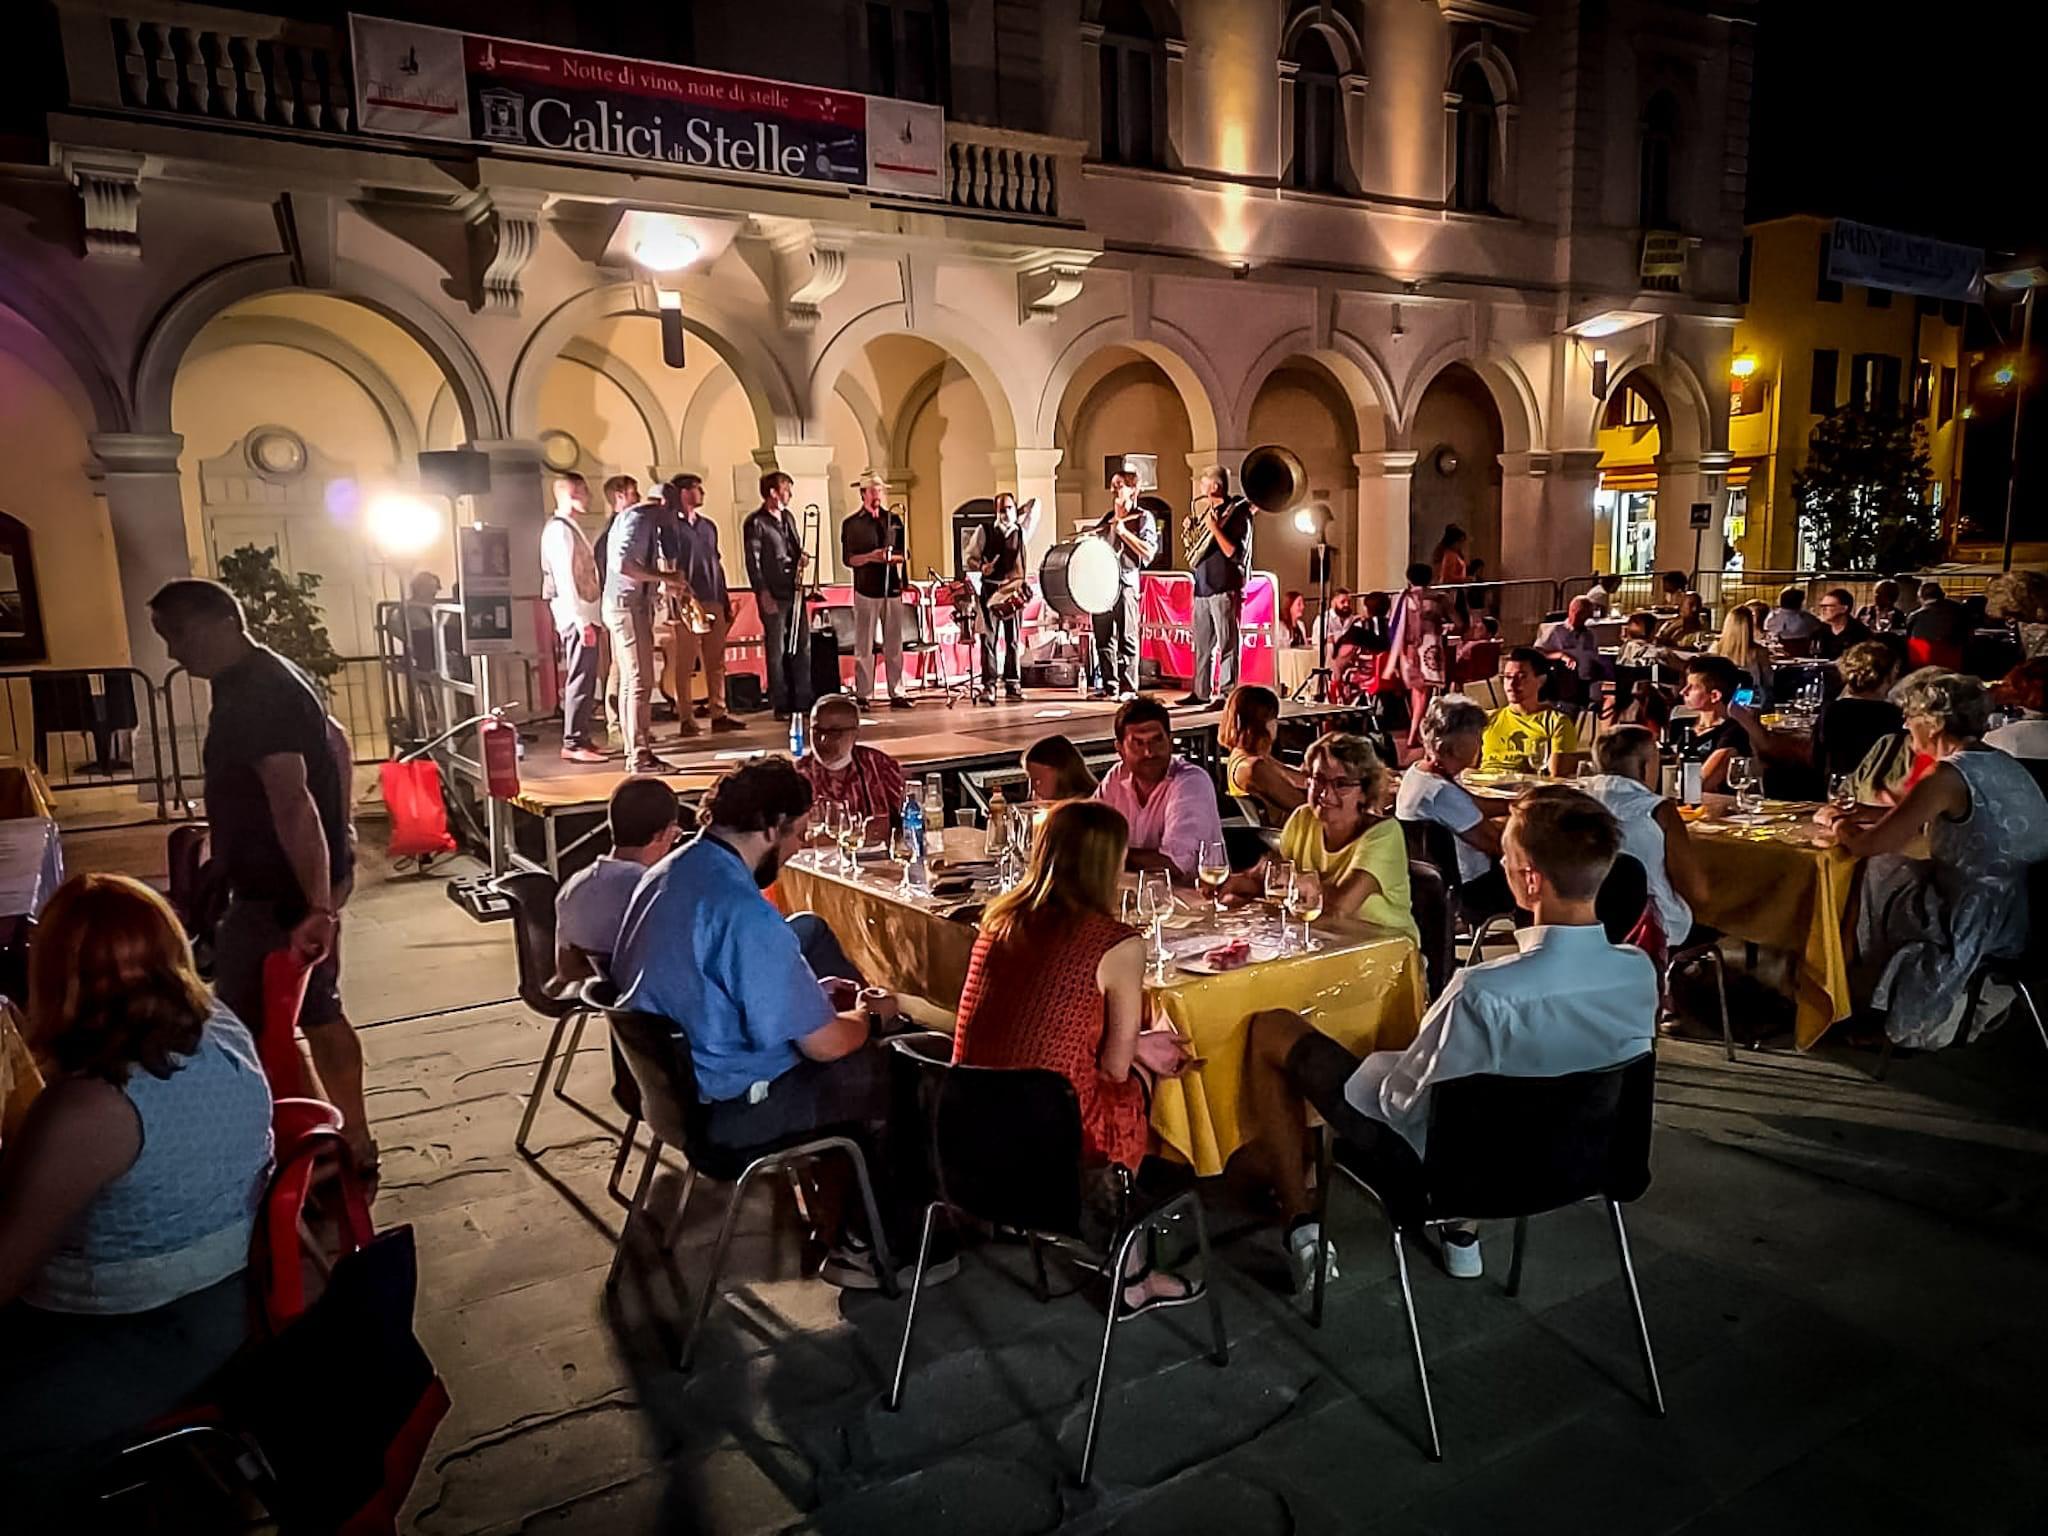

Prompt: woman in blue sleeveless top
[0,874,273,1500]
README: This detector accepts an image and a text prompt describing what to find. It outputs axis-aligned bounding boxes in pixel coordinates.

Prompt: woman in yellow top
[1218,684,1306,828]
[1220,733,1417,943]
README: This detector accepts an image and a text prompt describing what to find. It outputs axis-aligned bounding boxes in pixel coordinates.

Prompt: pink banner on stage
[1139,572,1278,685]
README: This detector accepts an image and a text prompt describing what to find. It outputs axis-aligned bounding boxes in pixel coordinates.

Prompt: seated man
[1536,597,1606,703]
[1680,654,1750,793]
[1241,786,1657,1289]
[1094,695,1225,880]
[552,776,680,989]
[1580,726,1709,950]
[1480,648,1586,776]
[1763,586,1824,653]
[796,693,906,842]
[610,759,946,1290]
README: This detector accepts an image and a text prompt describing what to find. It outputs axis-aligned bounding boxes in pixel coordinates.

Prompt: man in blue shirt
[611,758,947,1289]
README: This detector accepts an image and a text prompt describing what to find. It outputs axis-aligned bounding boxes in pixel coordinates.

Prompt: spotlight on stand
[366,492,444,559]
[1292,499,1338,704]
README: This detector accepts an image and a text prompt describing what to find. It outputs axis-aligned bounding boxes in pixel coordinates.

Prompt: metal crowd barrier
[0,666,170,814]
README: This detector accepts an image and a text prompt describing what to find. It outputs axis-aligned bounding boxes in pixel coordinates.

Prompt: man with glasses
[1813,587,1870,661]
[794,694,905,845]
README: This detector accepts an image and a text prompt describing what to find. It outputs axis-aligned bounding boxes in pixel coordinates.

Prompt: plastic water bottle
[985,785,1011,860]
[900,782,929,891]
[922,780,947,861]
[788,710,806,760]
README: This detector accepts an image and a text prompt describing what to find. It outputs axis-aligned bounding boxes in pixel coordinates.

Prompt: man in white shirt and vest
[1239,784,1657,1292]
[541,472,606,764]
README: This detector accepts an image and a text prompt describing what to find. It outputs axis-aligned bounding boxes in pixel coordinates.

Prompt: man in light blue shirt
[610,758,944,1289]
[551,777,680,990]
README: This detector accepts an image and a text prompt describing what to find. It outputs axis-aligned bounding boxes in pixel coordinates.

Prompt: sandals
[1117,1261,1208,1318]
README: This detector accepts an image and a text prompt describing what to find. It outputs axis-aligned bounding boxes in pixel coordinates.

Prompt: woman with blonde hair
[1218,683,1306,827]
[1020,733,1096,802]
[1712,604,1764,682]
[952,801,1199,1313]
[0,874,272,1497]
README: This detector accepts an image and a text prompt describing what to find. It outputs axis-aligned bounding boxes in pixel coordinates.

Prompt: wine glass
[1136,871,1173,975]
[1265,858,1295,949]
[834,803,863,876]
[1287,868,1324,952]
[808,796,837,856]
[1828,773,1857,814]
[1196,840,1229,916]
[1727,756,1761,817]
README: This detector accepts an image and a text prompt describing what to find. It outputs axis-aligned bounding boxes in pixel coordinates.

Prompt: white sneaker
[1441,1228,1483,1279]
[1286,1222,1336,1294]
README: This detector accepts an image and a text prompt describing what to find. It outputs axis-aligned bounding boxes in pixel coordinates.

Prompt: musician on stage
[541,472,606,765]
[603,476,689,773]
[664,473,745,737]
[1090,471,1159,700]
[1181,465,1254,708]
[840,473,911,711]
[966,492,1040,704]
[743,471,811,721]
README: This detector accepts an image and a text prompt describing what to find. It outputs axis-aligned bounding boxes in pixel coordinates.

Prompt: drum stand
[915,576,977,709]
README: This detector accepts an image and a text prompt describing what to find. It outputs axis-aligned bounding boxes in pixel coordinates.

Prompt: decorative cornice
[1019,260,1091,324]
[1438,1,1535,33]
[56,146,146,261]
[88,431,185,476]
[464,188,551,315]
[785,243,849,334]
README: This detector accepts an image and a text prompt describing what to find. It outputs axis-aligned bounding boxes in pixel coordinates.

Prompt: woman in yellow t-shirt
[1221,732,1417,942]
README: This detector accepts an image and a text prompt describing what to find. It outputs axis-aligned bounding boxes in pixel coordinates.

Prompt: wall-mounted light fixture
[1590,347,1609,399]
[1731,353,1759,379]
[656,287,686,369]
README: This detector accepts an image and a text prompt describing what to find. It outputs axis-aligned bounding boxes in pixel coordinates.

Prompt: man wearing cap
[840,474,911,710]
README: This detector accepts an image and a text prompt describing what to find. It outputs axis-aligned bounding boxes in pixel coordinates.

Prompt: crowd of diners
[5,563,2048,1505]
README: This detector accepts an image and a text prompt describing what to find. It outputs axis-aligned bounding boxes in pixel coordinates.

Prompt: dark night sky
[1748,2,2048,256]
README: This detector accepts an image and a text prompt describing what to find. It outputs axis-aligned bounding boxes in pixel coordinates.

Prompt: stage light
[632,228,701,272]
[1993,360,2017,387]
[366,492,443,558]
[1731,353,1758,379]
[1294,501,1332,537]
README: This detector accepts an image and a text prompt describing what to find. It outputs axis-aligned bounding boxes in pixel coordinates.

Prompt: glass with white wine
[1196,840,1229,916]
[1286,868,1324,952]
[834,803,863,876]
[1265,857,1295,949]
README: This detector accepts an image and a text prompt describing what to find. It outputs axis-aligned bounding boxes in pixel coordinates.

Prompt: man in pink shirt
[1094,696,1225,880]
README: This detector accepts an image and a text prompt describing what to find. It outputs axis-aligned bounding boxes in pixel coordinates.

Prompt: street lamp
[1293,501,1336,703]
[1986,263,2048,572]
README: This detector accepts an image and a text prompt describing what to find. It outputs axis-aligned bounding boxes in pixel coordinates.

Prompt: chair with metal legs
[1308,1053,1665,1461]
[1874,860,2048,1079]
[883,1035,1229,1488]
[595,991,898,1371]
[498,873,641,1204]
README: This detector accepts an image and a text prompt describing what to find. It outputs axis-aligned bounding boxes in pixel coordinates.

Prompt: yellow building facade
[1594,214,1966,577]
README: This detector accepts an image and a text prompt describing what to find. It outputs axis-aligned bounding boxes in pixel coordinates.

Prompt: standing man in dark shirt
[968,492,1040,704]
[745,471,812,720]
[664,473,745,737]
[841,474,911,710]
[1090,471,1160,699]
[605,480,689,771]
[147,579,372,1168]
[1180,465,1254,708]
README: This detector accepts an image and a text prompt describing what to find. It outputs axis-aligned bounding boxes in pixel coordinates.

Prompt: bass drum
[1038,536,1121,618]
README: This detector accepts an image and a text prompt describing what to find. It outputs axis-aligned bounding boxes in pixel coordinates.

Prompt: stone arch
[135,255,500,440]
[1594,350,1710,462]
[832,374,889,476]
[1281,6,1366,75]
[184,315,421,464]
[424,384,461,451]
[1446,40,1518,110]
[1035,317,1226,451]
[1399,341,1537,455]
[1081,0,1184,41]
[1234,328,1393,453]
[810,300,1022,453]
[510,281,797,449]
[677,366,741,471]
[0,268,129,434]
[559,337,678,467]
[886,361,949,475]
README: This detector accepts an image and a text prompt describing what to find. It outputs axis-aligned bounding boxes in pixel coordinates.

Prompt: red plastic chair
[255,949,315,1102]
[260,1099,375,1331]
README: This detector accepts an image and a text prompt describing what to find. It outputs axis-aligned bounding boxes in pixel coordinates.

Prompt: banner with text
[1825,219,1984,303]
[1140,573,1279,687]
[348,15,945,198]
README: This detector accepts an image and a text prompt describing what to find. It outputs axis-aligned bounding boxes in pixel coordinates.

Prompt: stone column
[88,432,194,681]
[1653,452,1734,584]
[1352,450,1417,593]
[760,444,838,580]
[995,447,1064,569]
[1499,449,1601,587]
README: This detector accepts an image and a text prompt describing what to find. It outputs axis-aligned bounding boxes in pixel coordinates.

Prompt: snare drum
[1038,537,1121,618]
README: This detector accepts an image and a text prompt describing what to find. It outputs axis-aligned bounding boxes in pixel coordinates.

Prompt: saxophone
[1183,497,1217,564]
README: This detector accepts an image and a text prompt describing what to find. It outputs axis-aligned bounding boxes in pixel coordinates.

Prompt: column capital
[994,447,1064,479]
[89,431,184,476]
[761,443,835,478]
[1354,450,1420,479]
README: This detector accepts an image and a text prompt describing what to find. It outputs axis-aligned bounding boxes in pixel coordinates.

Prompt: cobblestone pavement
[328,860,2048,1536]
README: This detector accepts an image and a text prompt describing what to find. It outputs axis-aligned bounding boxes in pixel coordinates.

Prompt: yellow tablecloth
[776,853,1426,1176]
[1,1003,43,1144]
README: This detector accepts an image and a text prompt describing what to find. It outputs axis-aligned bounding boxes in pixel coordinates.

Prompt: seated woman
[1394,695,1511,918]
[1818,669,2048,1049]
[1218,684,1306,828]
[1729,640,1901,795]
[1278,589,1311,649]
[0,875,273,1501]
[1616,610,1662,668]
[1222,733,1418,943]
[952,800,1198,1314]
[1021,733,1097,802]
[1712,604,1766,688]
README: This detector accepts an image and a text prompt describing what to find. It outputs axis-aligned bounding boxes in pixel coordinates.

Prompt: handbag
[378,760,457,859]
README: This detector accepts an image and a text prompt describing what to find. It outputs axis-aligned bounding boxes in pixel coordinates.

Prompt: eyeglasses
[1306,773,1361,791]
[813,724,857,739]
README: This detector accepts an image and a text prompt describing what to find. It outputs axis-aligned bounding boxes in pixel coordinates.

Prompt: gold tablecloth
[776,853,1426,1176]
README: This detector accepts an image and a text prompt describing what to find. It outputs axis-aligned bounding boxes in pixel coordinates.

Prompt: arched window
[867,0,949,108]
[1450,61,1496,213]
[1288,27,1345,193]
[1098,0,1162,167]
[1638,91,1679,229]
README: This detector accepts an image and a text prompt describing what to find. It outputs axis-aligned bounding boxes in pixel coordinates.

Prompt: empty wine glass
[1137,870,1173,975]
[1727,756,1761,817]
[1286,868,1324,952]
[1828,772,1857,813]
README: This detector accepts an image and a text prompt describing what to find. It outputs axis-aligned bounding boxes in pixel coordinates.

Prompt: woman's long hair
[30,873,214,1085]
[1021,734,1096,799]
[1714,606,1760,676]
[1218,683,1281,757]
[981,800,1128,943]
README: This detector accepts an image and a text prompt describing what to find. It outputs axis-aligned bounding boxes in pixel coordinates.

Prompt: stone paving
[301,851,2048,1536]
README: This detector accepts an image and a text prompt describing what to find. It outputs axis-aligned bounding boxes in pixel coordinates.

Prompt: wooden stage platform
[504,690,1358,876]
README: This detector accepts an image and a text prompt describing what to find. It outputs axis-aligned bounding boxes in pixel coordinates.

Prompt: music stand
[1293,509,1337,703]
[914,571,976,709]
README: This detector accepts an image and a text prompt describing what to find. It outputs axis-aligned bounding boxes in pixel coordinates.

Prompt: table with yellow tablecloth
[776,852,1426,1176]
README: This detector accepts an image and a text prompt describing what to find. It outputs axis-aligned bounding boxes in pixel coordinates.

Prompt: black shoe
[888,694,914,710]
[710,716,747,734]
[1005,687,1025,702]
[1176,693,1205,707]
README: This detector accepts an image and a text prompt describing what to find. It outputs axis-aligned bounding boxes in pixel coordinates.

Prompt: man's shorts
[213,897,346,1034]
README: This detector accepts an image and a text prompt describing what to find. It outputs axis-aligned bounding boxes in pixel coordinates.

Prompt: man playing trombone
[1181,464,1253,708]
[1090,470,1159,700]
[744,471,811,721]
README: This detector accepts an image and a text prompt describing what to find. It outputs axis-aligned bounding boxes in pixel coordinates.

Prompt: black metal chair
[1401,817,1515,967]
[1597,852,1733,1063]
[1407,858,1453,1000]
[590,982,898,1370]
[884,1034,1229,1487]
[496,872,640,1204]
[1309,1053,1664,1460]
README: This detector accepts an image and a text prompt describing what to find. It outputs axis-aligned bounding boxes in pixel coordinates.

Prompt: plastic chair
[884,1035,1229,1487]
[496,872,638,1206]
[1309,1054,1664,1460]
[590,982,898,1370]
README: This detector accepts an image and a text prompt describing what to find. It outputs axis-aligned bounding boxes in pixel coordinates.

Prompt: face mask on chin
[815,746,855,772]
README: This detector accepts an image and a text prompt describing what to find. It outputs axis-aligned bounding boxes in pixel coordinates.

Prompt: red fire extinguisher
[480,715,521,801]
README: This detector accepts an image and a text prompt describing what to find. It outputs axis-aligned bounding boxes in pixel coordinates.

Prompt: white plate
[1168,936,1282,974]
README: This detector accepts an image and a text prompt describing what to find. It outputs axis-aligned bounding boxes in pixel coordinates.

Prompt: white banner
[1826,219,1984,304]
